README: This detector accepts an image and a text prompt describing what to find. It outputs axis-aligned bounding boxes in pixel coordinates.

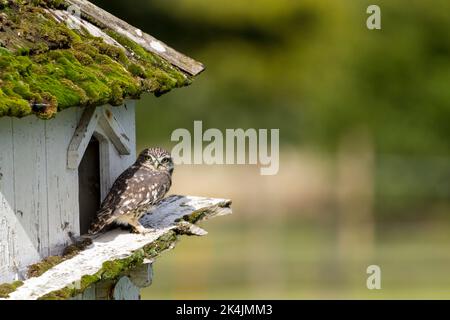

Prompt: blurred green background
[93,0,450,299]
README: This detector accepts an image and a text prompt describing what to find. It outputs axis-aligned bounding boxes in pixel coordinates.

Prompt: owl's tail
[88,209,115,235]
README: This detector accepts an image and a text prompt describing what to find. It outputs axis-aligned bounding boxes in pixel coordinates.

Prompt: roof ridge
[65,0,205,76]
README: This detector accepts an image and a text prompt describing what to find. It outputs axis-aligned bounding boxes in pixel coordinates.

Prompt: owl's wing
[89,169,171,234]
[146,172,172,205]
[114,170,171,211]
[88,166,140,234]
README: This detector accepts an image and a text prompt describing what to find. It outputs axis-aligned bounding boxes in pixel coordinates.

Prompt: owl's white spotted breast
[110,169,172,217]
[89,170,171,233]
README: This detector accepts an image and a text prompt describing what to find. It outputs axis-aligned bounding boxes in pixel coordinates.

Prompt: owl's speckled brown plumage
[88,147,174,235]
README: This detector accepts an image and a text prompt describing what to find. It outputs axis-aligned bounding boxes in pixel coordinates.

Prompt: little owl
[89,147,174,235]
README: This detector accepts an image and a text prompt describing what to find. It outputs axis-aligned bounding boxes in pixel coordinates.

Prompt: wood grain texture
[0,103,137,283]
[104,102,137,189]
[65,0,205,76]
[46,108,80,255]
[3,196,232,300]
[46,9,125,49]
[98,106,132,156]
[0,117,16,283]
[12,116,49,264]
[67,107,101,170]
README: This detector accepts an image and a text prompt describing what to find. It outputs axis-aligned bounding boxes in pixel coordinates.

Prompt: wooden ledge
[1,195,231,300]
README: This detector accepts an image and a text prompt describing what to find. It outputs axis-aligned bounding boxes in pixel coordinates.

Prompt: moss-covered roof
[0,0,201,119]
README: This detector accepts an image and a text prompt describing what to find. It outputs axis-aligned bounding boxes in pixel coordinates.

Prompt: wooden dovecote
[0,0,228,300]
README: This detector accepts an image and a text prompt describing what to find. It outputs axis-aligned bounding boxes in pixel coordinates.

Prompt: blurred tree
[92,0,450,156]
[91,0,450,217]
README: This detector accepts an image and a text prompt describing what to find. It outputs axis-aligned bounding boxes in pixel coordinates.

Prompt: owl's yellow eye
[161,157,170,164]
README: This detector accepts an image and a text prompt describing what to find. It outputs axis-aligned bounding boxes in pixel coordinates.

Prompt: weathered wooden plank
[127,263,153,288]
[98,106,132,156]
[113,277,140,300]
[66,0,205,76]
[105,102,137,187]
[91,103,136,201]
[46,9,126,49]
[92,126,112,202]
[67,107,101,169]
[0,117,17,283]
[46,108,80,254]
[4,195,232,300]
[12,116,49,269]
[68,103,136,201]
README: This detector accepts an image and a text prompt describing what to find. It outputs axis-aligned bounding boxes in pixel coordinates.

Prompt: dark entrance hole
[78,136,101,235]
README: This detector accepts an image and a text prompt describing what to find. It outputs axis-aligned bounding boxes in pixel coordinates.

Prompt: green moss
[63,236,93,256]
[27,256,65,278]
[0,281,24,298]
[79,274,101,289]
[26,237,93,279]
[143,230,179,257]
[178,209,210,224]
[106,30,192,96]
[39,286,77,300]
[0,1,193,119]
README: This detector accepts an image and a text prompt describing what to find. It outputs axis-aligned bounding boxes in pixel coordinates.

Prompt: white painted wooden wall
[0,101,136,283]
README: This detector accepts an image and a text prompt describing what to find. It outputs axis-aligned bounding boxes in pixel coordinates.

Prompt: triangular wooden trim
[98,107,132,156]
[67,106,132,169]
[67,106,101,169]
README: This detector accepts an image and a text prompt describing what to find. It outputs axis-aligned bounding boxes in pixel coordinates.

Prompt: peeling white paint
[0,103,137,284]
[150,41,166,53]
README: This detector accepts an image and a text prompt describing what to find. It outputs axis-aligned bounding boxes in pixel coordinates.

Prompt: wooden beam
[67,106,133,170]
[67,107,101,169]
[98,107,132,156]
[46,9,126,49]
[65,0,205,76]
[2,196,232,300]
